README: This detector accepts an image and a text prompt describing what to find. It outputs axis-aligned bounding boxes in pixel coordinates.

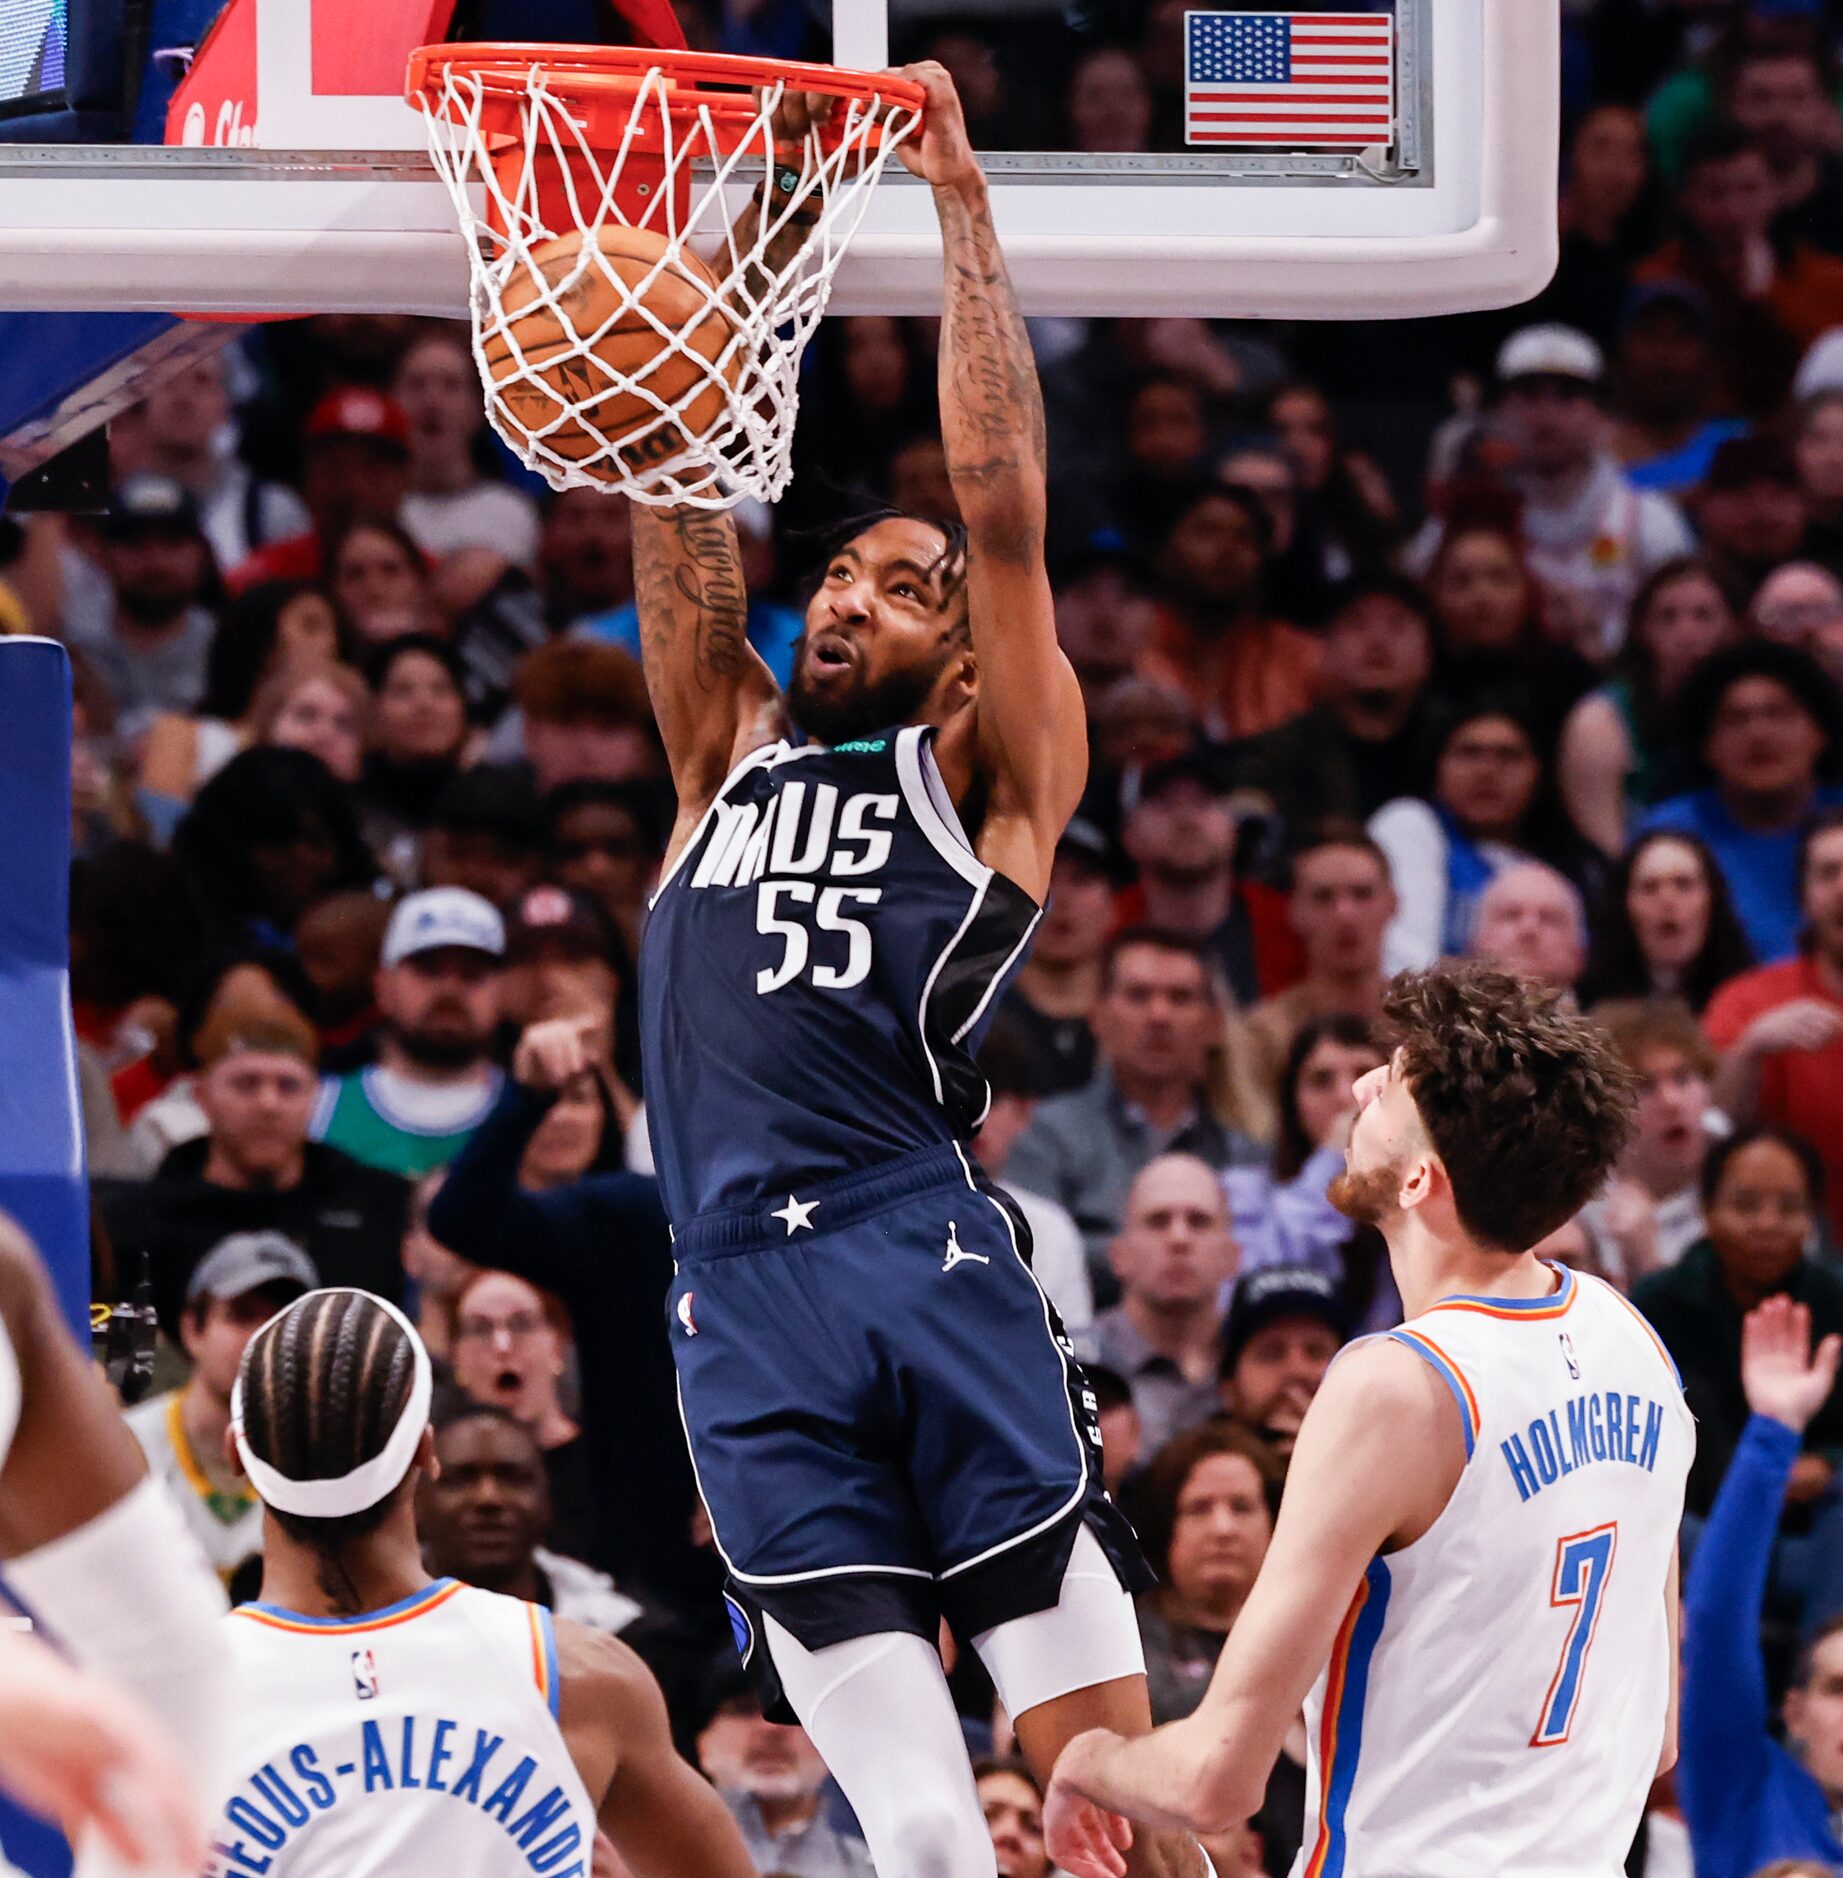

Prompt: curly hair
[1385,962,1638,1253]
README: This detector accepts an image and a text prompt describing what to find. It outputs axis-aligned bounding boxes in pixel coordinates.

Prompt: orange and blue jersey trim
[528,1601,561,1720]
[233,1577,463,1635]
[1425,1261,1578,1322]
[1388,1328,1480,1459]
[1591,1276,1685,1391]
[1304,1558,1392,1878]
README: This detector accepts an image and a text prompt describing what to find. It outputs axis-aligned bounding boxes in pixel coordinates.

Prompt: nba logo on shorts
[351,1649,380,1700]
[677,1291,698,1337]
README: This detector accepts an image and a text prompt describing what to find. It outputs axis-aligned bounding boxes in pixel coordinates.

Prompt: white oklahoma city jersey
[1291,1265,1694,1878]
[206,1579,596,1878]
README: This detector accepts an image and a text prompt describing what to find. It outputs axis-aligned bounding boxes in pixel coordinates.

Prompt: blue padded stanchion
[0,638,85,1878]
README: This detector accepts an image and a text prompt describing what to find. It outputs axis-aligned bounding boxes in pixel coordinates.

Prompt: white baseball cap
[1496,323,1605,388]
[381,887,505,967]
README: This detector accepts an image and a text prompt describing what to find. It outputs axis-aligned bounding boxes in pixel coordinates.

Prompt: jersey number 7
[1531,1522,1617,1748]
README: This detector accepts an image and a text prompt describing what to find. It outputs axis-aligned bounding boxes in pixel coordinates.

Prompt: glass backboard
[0,0,1558,320]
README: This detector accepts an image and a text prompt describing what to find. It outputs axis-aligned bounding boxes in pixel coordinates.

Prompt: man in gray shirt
[1006,927,1266,1288]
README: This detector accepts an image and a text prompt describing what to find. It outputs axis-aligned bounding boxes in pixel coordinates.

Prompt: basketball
[482,225,741,482]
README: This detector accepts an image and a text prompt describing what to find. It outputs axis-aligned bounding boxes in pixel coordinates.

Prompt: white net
[419,58,921,509]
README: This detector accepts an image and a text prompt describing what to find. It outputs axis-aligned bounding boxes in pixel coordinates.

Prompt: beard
[787,646,945,747]
[1327,1161,1403,1229]
[395,1021,489,1071]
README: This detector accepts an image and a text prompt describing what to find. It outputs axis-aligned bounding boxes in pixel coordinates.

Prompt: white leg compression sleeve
[7,1476,231,1877]
[762,1617,997,1878]
[972,1525,1146,1721]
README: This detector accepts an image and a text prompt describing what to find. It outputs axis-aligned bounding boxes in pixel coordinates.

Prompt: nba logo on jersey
[1559,1330,1581,1380]
[351,1648,380,1700]
[677,1292,698,1337]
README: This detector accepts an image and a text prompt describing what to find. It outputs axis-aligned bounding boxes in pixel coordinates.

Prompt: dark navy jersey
[638,725,1041,1221]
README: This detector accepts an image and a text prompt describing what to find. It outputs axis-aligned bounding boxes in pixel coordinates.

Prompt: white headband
[230,1289,433,1520]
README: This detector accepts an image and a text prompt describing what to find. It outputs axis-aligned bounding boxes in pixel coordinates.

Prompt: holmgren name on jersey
[1500,1387,1668,1504]
[212,1714,588,1876]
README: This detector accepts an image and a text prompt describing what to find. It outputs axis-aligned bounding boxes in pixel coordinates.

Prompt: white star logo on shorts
[771,1195,820,1235]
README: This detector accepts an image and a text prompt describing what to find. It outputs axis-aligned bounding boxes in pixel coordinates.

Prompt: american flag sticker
[1184,11,1396,148]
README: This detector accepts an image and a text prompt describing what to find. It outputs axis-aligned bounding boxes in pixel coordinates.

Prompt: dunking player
[1044,964,1695,1878]
[0,1213,229,1876]
[626,59,1204,1878]
[205,1287,753,1877]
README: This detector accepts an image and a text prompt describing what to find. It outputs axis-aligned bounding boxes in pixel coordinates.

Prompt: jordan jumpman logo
[942,1220,990,1273]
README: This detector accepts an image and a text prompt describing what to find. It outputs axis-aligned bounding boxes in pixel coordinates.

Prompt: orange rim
[408,43,925,158]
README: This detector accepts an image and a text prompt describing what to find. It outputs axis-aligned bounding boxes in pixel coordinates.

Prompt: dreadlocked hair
[238,1290,418,1560]
[802,506,973,645]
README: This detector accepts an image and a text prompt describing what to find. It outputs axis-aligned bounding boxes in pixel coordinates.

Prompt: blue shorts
[667,1143,1148,1669]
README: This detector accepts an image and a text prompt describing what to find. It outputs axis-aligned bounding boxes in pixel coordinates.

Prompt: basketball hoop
[408,45,925,509]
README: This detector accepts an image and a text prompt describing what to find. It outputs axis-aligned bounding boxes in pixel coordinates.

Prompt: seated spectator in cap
[136,580,348,835]
[1426,324,1694,660]
[1007,930,1267,1280]
[1135,480,1323,742]
[1468,861,1589,993]
[249,657,368,787]
[427,1016,700,1595]
[1369,699,1552,973]
[1680,1298,1843,1878]
[422,765,547,913]
[975,1759,1054,1878]
[228,388,413,593]
[400,1170,476,1370]
[1085,1154,1239,1455]
[1639,123,1843,415]
[448,1267,592,1564]
[174,744,378,951]
[574,496,804,689]
[124,1229,315,1586]
[393,329,541,567]
[418,1406,652,1641]
[1581,1000,1722,1286]
[328,518,442,652]
[96,1001,408,1334]
[355,635,476,885]
[1634,1126,1843,1517]
[509,639,664,792]
[500,882,641,1107]
[1634,641,1843,962]
[1752,559,1843,689]
[111,354,312,572]
[1578,828,1756,1014]
[1241,825,1391,1104]
[1117,754,1300,1019]
[311,886,507,1179]
[1706,810,1843,1244]
[1083,1364,1143,1502]
[968,1025,1093,1342]
[1423,509,1596,755]
[63,474,221,739]
[543,779,666,959]
[1230,578,1440,839]
[993,818,1114,1098]
[1695,436,1813,598]
[695,1662,873,1877]
[1217,1264,1350,1464]
[1611,279,1750,495]
[1557,555,1741,857]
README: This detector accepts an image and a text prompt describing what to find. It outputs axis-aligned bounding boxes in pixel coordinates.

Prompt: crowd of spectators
[15,2,1843,1871]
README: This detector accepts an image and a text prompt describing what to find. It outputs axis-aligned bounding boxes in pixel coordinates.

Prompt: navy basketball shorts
[667,1143,1149,1677]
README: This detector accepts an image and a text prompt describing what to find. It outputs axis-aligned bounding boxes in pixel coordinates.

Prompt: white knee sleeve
[762,1618,996,1878]
[973,1524,1145,1721]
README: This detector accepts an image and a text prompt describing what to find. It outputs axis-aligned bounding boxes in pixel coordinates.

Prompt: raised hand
[1740,998,1843,1059]
[1742,1294,1842,1435]
[887,61,980,190]
[512,1014,602,1093]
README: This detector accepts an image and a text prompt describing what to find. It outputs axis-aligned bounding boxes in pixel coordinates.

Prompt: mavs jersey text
[1294,1267,1694,1878]
[207,1580,594,1877]
[639,722,1146,1661]
[641,724,1037,1218]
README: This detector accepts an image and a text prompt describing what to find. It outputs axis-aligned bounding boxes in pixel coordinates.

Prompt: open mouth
[492,1367,521,1395]
[807,632,856,678]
